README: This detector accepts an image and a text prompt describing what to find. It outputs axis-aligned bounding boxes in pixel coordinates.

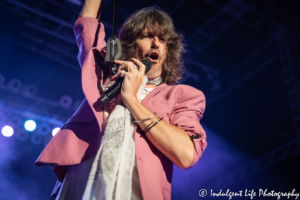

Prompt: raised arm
[80,0,103,19]
[74,0,106,67]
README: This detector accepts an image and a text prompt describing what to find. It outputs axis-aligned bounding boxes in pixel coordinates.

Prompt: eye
[160,37,166,43]
[143,35,149,38]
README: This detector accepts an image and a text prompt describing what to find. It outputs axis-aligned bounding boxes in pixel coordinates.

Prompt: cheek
[134,46,144,59]
[161,46,167,57]
[161,49,167,63]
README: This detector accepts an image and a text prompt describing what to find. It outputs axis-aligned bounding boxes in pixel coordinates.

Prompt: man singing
[35,0,207,199]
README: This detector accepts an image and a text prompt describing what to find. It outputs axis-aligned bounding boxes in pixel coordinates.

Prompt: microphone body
[99,58,152,105]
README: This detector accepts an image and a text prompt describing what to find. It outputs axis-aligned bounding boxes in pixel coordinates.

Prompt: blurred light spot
[31,133,43,145]
[52,127,60,137]
[24,120,36,131]
[2,125,14,137]
[23,85,38,95]
[10,116,22,127]
[38,123,51,136]
[60,95,73,108]
[16,131,29,141]
[8,79,22,92]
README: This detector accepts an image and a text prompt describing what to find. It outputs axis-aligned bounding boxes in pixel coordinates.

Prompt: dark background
[0,0,299,199]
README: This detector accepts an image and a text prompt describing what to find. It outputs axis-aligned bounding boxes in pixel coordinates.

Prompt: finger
[110,64,127,81]
[111,60,132,79]
[131,58,145,74]
[121,70,128,78]
[126,61,136,73]
[118,64,128,73]
[110,72,121,81]
[114,60,128,65]
[110,68,122,81]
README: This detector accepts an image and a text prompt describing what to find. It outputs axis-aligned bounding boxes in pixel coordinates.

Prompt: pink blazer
[35,17,207,200]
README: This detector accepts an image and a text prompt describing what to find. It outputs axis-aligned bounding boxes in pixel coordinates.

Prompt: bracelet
[190,134,200,141]
[134,113,157,123]
[143,117,160,133]
[143,117,163,134]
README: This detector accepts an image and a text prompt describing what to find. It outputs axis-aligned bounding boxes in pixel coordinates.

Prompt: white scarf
[84,76,162,200]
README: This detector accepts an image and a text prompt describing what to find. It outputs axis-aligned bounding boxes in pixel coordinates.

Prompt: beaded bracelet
[143,117,163,134]
[134,113,157,123]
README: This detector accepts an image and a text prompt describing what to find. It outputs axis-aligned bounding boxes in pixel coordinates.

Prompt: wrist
[122,93,139,104]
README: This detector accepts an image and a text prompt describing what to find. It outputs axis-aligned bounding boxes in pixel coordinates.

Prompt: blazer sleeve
[169,88,207,169]
[73,17,107,68]
[73,17,108,133]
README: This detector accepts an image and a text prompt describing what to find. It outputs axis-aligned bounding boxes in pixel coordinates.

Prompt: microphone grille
[140,58,152,73]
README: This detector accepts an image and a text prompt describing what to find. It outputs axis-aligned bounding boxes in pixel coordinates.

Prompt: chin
[146,73,161,80]
[147,64,162,78]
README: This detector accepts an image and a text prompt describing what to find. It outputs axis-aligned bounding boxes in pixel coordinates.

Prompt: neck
[147,76,162,86]
[145,84,157,88]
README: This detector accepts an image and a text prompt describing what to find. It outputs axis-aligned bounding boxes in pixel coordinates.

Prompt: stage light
[24,120,36,131]
[16,130,29,141]
[31,133,43,145]
[38,123,51,136]
[23,85,38,95]
[52,127,60,137]
[60,95,73,108]
[10,116,22,127]
[2,125,14,137]
[8,79,22,92]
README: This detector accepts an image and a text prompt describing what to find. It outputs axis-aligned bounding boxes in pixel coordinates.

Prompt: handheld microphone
[99,58,152,105]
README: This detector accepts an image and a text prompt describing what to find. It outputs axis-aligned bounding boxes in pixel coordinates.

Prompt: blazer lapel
[141,83,168,106]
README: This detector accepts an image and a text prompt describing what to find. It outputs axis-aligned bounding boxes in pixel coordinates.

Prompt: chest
[142,98,177,124]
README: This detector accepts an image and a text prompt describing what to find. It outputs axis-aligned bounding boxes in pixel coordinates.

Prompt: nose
[151,36,160,49]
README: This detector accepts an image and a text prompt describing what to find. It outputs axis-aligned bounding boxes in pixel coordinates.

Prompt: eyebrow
[141,30,167,38]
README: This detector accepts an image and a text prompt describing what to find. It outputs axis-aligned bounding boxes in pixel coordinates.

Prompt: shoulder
[74,17,102,28]
[162,84,205,102]
[148,84,206,122]
[73,17,106,38]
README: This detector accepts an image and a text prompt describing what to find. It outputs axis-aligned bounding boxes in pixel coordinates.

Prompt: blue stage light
[24,120,37,132]
[2,125,14,137]
[52,127,60,137]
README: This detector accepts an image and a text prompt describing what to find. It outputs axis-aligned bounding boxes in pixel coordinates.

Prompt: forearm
[80,0,102,19]
[125,96,195,169]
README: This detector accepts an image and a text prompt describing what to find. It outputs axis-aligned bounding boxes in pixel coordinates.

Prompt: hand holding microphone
[98,58,152,105]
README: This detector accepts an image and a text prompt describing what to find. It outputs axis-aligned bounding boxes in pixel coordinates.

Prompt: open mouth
[148,52,160,63]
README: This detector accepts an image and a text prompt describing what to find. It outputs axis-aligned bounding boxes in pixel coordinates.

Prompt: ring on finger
[133,64,138,69]
[120,70,125,77]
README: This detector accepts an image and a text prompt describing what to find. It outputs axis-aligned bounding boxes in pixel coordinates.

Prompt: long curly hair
[118,7,185,85]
